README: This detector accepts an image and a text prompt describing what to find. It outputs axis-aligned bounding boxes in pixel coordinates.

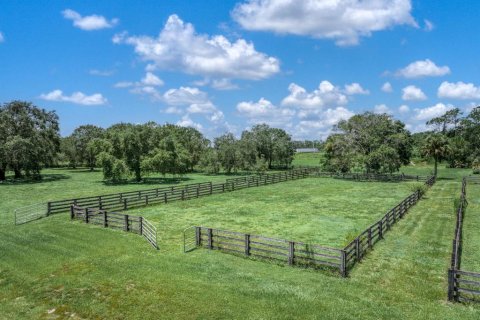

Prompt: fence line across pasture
[448,177,480,303]
[185,175,436,276]
[70,205,158,250]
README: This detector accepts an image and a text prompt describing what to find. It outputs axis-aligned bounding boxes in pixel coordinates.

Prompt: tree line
[2,100,479,182]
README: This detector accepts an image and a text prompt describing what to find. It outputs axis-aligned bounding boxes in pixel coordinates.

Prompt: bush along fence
[185,175,436,277]
[70,205,158,249]
[183,226,346,276]
[448,177,480,303]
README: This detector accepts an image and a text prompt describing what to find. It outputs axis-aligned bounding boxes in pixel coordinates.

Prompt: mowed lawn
[462,179,480,271]
[1,165,480,319]
[133,178,417,248]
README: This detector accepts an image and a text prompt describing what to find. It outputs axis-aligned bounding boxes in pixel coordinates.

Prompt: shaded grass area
[0,165,479,319]
[462,181,480,271]
[133,178,416,248]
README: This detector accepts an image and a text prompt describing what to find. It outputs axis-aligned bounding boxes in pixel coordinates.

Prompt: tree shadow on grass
[0,174,70,185]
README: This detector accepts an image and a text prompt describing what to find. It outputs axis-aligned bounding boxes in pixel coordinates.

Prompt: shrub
[472,158,480,174]
[409,182,428,196]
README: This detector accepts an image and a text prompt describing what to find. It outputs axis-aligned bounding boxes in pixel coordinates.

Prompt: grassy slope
[1,163,479,319]
[462,180,480,271]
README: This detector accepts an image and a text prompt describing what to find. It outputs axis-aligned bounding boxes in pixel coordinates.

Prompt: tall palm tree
[421,133,450,176]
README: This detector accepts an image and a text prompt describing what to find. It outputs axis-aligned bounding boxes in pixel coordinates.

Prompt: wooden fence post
[355,237,361,261]
[85,208,89,224]
[70,205,75,220]
[340,250,347,277]
[145,195,149,206]
[448,269,456,301]
[210,182,213,195]
[98,196,102,210]
[181,189,185,201]
[195,227,201,246]
[123,198,128,210]
[207,228,213,249]
[196,187,200,198]
[103,211,108,227]
[124,214,129,231]
[139,217,143,235]
[245,234,250,256]
[47,202,52,216]
[288,241,295,265]
[368,228,372,248]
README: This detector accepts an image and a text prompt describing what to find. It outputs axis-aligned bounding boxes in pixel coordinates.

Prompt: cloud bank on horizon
[0,0,478,139]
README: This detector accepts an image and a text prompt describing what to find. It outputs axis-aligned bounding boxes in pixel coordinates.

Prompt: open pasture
[1,166,480,319]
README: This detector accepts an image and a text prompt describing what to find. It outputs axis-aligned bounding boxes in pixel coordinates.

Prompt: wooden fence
[185,226,346,276]
[448,177,480,303]
[46,168,318,215]
[186,175,436,276]
[70,205,158,249]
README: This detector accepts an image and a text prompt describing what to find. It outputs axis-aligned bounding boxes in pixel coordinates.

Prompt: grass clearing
[1,165,479,319]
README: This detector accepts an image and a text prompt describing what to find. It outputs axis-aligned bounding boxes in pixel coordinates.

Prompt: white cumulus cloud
[113,14,280,80]
[62,9,118,31]
[399,105,410,113]
[373,104,391,114]
[232,0,417,46]
[237,98,295,127]
[438,81,480,100]
[396,59,450,78]
[344,83,369,95]
[114,72,163,100]
[414,103,453,121]
[382,82,393,93]
[40,89,107,105]
[402,85,427,101]
[281,81,348,109]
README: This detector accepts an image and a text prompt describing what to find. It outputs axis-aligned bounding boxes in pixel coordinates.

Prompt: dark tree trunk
[0,168,5,181]
[14,168,22,179]
[135,167,142,182]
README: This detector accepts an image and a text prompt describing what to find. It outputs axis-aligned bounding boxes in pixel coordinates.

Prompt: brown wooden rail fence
[184,226,346,276]
[70,205,158,249]
[46,168,317,216]
[185,175,436,276]
[342,174,435,270]
[15,168,430,225]
[448,176,480,303]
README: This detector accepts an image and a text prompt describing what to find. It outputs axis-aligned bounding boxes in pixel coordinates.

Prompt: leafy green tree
[96,152,129,182]
[0,101,60,180]
[215,133,242,174]
[421,133,450,176]
[70,125,105,169]
[85,138,112,171]
[198,148,221,174]
[323,112,412,173]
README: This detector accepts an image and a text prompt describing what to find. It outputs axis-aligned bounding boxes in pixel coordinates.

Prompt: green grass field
[1,161,479,319]
[462,180,480,271]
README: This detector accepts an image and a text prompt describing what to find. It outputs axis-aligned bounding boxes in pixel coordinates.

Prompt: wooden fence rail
[448,177,480,303]
[70,205,158,249]
[185,226,346,276]
[343,175,435,269]
[185,175,435,276]
[46,168,318,216]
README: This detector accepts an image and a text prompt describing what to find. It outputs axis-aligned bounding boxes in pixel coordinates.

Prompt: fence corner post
[124,214,129,231]
[288,241,295,265]
[448,269,456,301]
[195,227,201,246]
[139,216,143,235]
[341,250,347,277]
[103,210,108,228]
[355,237,361,262]
[207,228,213,249]
[70,205,74,220]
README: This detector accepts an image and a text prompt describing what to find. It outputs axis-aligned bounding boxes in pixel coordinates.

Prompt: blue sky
[1,0,479,139]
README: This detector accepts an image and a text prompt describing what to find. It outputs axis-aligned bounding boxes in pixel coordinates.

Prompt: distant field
[1,163,479,319]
